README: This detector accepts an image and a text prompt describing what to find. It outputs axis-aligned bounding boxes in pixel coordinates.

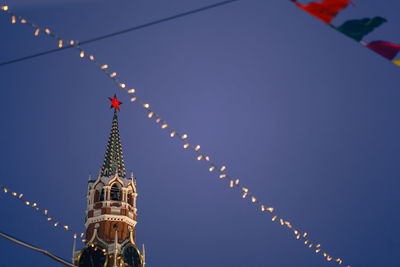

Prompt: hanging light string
[0,230,77,267]
[0,183,110,262]
[1,6,349,266]
[0,183,86,243]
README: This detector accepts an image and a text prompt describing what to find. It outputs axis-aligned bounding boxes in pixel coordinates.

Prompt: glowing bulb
[197,155,203,161]
[219,174,226,179]
[266,207,274,213]
[209,166,215,172]
[12,192,16,196]
[303,232,307,238]
[21,19,26,24]
[80,233,84,238]
[143,103,149,109]
[235,179,239,185]
[242,188,248,193]
[251,196,256,202]
[101,64,108,69]
[220,165,226,172]
[19,193,23,198]
[80,51,85,58]
[296,234,300,239]
[182,134,188,139]
[148,112,153,118]
[45,28,50,34]
[12,16,16,24]
[54,222,59,227]
[128,89,135,94]
[280,219,284,225]
[91,244,94,247]
[161,124,168,129]
[64,225,69,230]
[32,203,37,207]
[34,29,39,36]
[156,118,161,123]
[120,83,126,88]
[2,5,8,11]
[230,180,234,188]
[183,143,189,149]
[59,40,63,48]
[242,192,247,198]
[170,131,176,137]
[25,201,30,205]
[272,216,277,221]
[44,210,48,215]
[3,188,7,193]
[47,217,52,221]
[205,156,210,161]
[315,249,320,253]
[195,145,200,151]
[294,230,298,235]
[70,40,75,45]
[130,97,136,102]
[308,244,313,248]
[261,205,265,211]
[74,234,77,239]
[304,240,308,244]
[316,244,320,248]
[110,72,117,78]
[89,55,94,61]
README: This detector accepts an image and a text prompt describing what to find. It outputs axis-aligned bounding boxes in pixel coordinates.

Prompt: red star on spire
[108,94,122,111]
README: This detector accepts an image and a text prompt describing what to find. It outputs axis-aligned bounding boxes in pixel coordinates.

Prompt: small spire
[99,96,127,178]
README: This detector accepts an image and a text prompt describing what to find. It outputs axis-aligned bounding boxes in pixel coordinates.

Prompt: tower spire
[100,96,127,178]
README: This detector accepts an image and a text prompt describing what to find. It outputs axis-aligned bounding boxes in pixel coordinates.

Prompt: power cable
[0,230,77,267]
[0,0,240,66]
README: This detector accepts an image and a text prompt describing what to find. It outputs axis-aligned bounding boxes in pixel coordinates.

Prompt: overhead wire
[0,0,240,67]
[0,230,77,267]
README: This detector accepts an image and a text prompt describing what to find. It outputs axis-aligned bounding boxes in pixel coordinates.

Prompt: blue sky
[0,0,399,266]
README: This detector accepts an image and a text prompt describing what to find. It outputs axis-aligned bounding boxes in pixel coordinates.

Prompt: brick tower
[74,95,145,267]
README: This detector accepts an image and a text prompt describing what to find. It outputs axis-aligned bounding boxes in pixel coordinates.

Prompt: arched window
[94,190,100,203]
[99,188,105,201]
[110,184,121,201]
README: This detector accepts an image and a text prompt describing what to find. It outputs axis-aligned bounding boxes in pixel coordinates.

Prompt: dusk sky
[0,0,399,266]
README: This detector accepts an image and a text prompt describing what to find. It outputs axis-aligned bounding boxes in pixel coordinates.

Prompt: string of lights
[0,230,77,267]
[0,183,86,243]
[1,6,349,266]
[0,0,240,67]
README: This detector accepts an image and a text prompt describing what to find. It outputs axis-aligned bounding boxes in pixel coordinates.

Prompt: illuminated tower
[75,95,145,267]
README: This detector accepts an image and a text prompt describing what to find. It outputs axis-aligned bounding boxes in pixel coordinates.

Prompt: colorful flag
[291,0,351,24]
[337,17,387,41]
[393,59,400,67]
[366,41,400,60]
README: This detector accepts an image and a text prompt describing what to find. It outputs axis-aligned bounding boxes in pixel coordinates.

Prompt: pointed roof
[100,109,127,178]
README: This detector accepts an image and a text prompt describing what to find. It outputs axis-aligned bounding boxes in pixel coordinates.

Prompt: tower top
[99,95,127,178]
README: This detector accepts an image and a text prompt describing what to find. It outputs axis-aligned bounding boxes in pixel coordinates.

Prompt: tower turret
[75,95,144,267]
